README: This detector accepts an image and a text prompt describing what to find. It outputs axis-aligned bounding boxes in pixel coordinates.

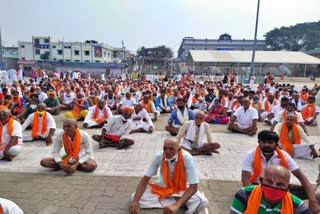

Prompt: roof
[306,48,320,55]
[187,50,320,66]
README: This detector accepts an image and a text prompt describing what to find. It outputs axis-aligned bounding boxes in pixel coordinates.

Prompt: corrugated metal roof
[187,50,320,66]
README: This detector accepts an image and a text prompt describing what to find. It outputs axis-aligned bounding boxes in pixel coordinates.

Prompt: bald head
[163,138,179,159]
[134,103,143,113]
[262,165,290,190]
[0,108,11,121]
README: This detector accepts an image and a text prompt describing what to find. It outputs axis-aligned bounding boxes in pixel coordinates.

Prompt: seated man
[104,89,117,110]
[83,99,113,129]
[43,91,61,115]
[129,138,208,214]
[165,98,194,136]
[154,88,173,113]
[22,103,56,145]
[190,92,207,111]
[228,98,258,136]
[265,96,288,126]
[290,93,305,112]
[86,89,99,107]
[92,107,134,149]
[117,92,137,114]
[301,96,320,126]
[0,108,23,161]
[129,103,154,134]
[40,119,97,174]
[0,95,15,112]
[139,94,159,121]
[241,130,319,213]
[11,89,26,116]
[231,165,310,213]
[65,92,89,120]
[261,93,278,123]
[176,111,220,156]
[274,114,318,159]
[251,95,265,121]
[59,87,75,110]
[271,102,308,135]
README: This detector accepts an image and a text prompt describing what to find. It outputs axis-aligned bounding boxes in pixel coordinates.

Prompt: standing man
[40,119,97,174]
[129,138,208,214]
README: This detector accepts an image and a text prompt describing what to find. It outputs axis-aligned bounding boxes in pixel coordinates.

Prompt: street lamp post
[250,0,261,77]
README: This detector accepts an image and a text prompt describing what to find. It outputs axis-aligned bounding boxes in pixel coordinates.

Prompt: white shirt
[274,110,304,123]
[52,129,93,164]
[38,92,48,103]
[103,115,133,139]
[7,69,18,82]
[120,97,136,107]
[22,112,56,137]
[271,104,284,115]
[1,120,23,145]
[242,147,299,183]
[63,93,75,104]
[131,108,154,128]
[234,106,259,128]
[84,105,113,123]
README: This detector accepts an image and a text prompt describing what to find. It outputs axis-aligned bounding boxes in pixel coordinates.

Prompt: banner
[94,46,102,58]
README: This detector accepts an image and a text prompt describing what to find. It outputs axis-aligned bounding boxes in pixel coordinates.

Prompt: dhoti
[131,186,208,214]
[0,144,23,159]
[292,144,313,159]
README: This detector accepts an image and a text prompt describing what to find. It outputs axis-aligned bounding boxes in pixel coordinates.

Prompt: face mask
[30,104,37,110]
[5,99,11,103]
[78,98,83,101]
[37,111,45,116]
[262,184,288,203]
[165,153,178,162]
[90,94,95,97]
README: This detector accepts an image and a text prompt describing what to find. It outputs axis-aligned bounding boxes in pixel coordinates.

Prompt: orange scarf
[149,149,187,199]
[251,102,261,110]
[63,128,81,164]
[282,111,297,123]
[300,93,308,103]
[72,99,85,117]
[244,184,293,214]
[0,118,18,146]
[12,96,22,107]
[88,96,98,106]
[264,99,277,112]
[301,104,315,120]
[141,101,152,113]
[92,104,108,124]
[279,123,301,157]
[32,112,48,138]
[250,147,288,183]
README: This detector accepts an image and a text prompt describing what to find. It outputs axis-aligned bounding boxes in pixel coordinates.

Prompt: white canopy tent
[187,50,320,66]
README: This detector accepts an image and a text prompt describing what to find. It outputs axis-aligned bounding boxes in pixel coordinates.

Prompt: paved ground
[0,79,319,214]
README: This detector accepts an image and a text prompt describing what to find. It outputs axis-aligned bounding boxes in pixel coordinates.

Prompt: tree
[136,45,174,58]
[265,21,320,51]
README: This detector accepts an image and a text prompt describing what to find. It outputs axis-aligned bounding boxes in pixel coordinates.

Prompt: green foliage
[265,21,320,51]
[136,45,174,58]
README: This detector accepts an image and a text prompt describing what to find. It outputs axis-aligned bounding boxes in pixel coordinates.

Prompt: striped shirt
[230,185,310,214]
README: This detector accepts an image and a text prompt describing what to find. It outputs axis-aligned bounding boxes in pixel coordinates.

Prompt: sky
[0,0,319,56]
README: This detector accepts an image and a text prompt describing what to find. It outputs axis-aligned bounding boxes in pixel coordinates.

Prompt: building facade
[18,36,128,77]
[177,33,266,61]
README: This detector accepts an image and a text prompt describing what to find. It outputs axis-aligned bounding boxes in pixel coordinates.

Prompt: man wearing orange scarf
[22,103,56,146]
[83,99,112,129]
[65,92,89,120]
[139,94,159,121]
[0,108,23,161]
[231,165,310,213]
[275,115,318,159]
[129,138,208,214]
[40,119,97,174]
[241,130,319,213]
[271,102,308,135]
[301,96,320,126]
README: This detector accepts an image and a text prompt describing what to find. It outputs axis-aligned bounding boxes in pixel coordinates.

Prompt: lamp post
[249,0,261,77]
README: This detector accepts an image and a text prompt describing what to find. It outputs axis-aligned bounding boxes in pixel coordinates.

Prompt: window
[65,60,70,62]
[20,45,25,48]
[85,50,90,56]
[85,60,90,62]
[64,46,71,49]
[53,58,57,60]
[75,60,80,62]
[104,51,106,56]
[21,57,25,60]
[44,39,49,43]
[52,46,56,48]
[74,50,79,55]
[35,49,40,55]
[108,53,110,57]
[59,60,63,62]
[95,60,100,63]
[57,50,63,55]
[34,39,39,44]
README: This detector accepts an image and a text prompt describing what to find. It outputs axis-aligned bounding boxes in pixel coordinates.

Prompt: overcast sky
[1,0,319,56]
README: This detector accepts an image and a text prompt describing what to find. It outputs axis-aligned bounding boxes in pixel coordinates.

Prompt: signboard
[17,60,36,65]
[2,47,19,58]
[34,44,50,49]
[93,46,102,58]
